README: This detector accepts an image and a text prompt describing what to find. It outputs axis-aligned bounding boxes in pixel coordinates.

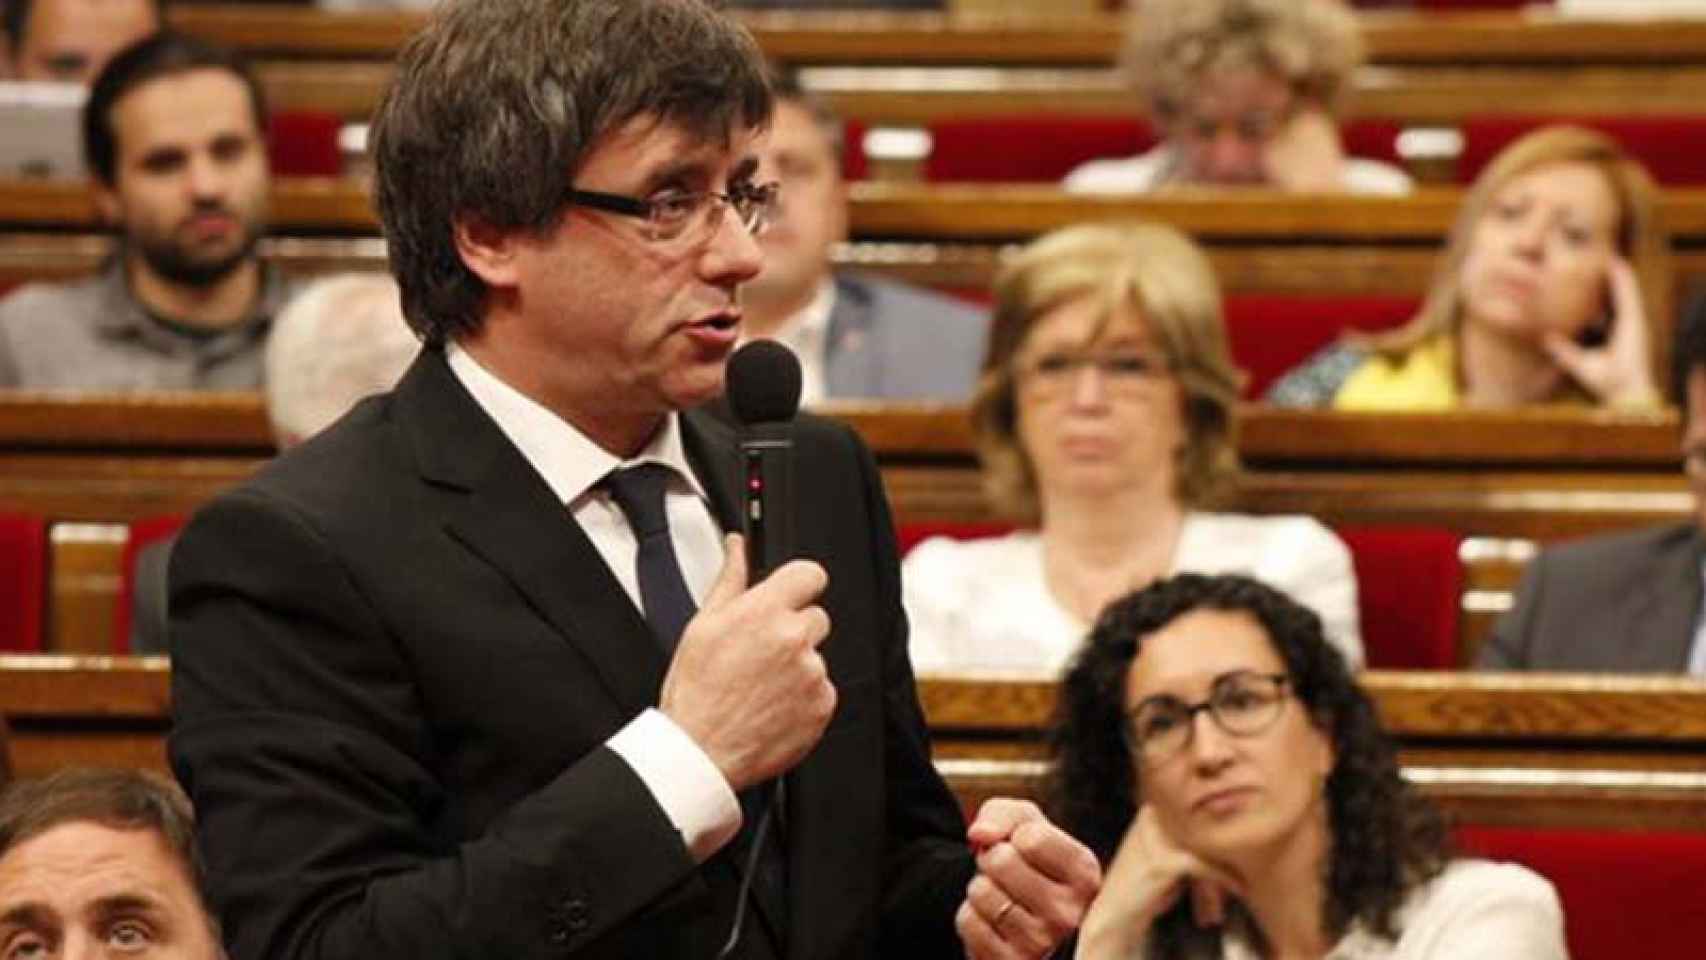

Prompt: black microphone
[726,339,802,582]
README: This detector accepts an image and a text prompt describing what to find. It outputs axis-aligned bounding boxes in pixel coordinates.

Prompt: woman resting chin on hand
[1052,575,1569,960]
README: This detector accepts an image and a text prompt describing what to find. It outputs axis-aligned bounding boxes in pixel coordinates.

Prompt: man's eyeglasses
[561,180,780,243]
[1126,671,1290,765]
[1016,350,1172,396]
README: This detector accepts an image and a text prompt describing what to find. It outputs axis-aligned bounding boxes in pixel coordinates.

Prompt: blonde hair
[1124,0,1364,123]
[1367,125,1672,388]
[265,273,421,444]
[971,222,1244,521]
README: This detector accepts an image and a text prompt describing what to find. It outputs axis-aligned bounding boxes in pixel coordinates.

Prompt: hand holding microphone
[659,341,836,791]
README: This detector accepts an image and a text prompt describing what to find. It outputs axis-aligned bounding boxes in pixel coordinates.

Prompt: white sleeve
[606,708,741,864]
[900,537,962,673]
[1272,520,1365,670]
[1397,862,1568,960]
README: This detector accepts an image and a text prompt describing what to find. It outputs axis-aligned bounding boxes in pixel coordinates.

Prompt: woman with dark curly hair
[1048,574,1565,959]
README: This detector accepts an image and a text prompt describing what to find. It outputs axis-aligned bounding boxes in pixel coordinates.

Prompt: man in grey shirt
[0,31,287,390]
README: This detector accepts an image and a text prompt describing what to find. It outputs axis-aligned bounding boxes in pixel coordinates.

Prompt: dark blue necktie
[603,463,697,651]
[603,462,788,955]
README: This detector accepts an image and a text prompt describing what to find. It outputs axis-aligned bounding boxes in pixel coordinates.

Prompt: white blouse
[901,511,1363,674]
[1224,860,1567,960]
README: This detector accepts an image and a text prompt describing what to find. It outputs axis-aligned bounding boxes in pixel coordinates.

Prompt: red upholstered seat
[924,116,1156,183]
[0,512,47,652]
[1460,115,1706,186]
[896,520,1461,669]
[1455,825,1706,960]
[267,111,344,177]
[112,513,188,654]
[1223,294,1418,398]
[842,119,869,181]
[1335,525,1463,669]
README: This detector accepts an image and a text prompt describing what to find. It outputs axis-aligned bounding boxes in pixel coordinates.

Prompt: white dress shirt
[751,276,835,406]
[447,343,740,862]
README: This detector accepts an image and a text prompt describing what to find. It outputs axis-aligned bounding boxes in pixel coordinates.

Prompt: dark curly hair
[1042,574,1449,958]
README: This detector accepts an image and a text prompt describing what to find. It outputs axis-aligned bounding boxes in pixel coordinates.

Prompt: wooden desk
[923,671,1706,832]
[6,656,1703,832]
[164,7,1706,68]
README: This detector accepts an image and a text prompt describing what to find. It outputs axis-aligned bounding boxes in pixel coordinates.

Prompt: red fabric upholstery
[842,120,869,182]
[1339,118,1407,170]
[112,513,187,654]
[1223,294,1418,398]
[1460,115,1706,186]
[1455,826,1706,960]
[266,111,343,177]
[0,513,47,652]
[1335,525,1463,669]
[896,520,1015,557]
[924,116,1156,183]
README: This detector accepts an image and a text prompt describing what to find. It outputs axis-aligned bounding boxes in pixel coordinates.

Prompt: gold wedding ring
[993,898,1016,930]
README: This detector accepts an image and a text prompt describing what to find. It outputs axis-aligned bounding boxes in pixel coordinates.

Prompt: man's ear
[452,213,523,289]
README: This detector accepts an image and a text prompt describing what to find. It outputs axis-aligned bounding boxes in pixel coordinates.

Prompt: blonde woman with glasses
[901,223,1362,674]
[1047,574,1565,959]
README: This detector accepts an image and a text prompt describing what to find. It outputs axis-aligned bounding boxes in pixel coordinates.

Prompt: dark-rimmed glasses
[1015,350,1172,397]
[561,180,779,244]
[1126,670,1290,765]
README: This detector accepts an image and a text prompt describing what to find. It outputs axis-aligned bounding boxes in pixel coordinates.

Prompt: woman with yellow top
[1267,126,1670,410]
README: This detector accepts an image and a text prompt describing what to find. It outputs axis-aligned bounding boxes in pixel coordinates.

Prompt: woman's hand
[1075,806,1246,960]
[1542,257,1662,408]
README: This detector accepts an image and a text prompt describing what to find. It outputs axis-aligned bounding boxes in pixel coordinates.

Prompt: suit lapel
[823,276,877,398]
[396,350,666,718]
[1621,526,1704,671]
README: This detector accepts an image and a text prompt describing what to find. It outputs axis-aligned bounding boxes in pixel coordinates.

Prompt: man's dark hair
[82,29,266,188]
[1044,574,1451,959]
[0,767,211,918]
[370,0,773,346]
[767,63,844,165]
[1673,292,1706,411]
[5,0,168,58]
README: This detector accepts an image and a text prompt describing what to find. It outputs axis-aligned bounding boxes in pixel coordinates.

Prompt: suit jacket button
[561,899,590,930]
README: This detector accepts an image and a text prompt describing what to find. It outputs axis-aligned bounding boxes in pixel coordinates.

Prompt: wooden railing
[162,7,1706,68]
[5,657,1703,832]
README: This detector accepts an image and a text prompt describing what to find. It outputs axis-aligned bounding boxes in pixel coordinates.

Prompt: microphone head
[726,339,803,425]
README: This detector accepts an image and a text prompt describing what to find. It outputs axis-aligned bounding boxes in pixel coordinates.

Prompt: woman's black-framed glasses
[561,180,780,243]
[1126,670,1290,765]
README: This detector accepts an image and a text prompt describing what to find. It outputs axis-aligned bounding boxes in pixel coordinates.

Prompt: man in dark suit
[167,2,1097,959]
[741,69,988,403]
[1478,298,1706,673]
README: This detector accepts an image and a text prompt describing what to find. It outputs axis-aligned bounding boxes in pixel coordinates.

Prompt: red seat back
[1460,115,1706,186]
[1337,524,1463,669]
[113,513,188,654]
[0,512,46,652]
[925,116,1156,183]
[896,520,1015,557]
[1224,294,1418,398]
[267,111,344,177]
[1456,825,1706,960]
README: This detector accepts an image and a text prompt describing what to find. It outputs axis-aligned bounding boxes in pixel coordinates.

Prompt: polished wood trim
[919,671,1706,741]
[9,180,1706,244]
[165,7,1706,68]
[0,393,272,452]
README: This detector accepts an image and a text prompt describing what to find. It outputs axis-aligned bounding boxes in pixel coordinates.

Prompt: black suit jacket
[1478,522,1704,672]
[168,348,973,960]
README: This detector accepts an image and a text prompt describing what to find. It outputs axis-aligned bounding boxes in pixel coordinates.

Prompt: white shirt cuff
[606,707,741,863]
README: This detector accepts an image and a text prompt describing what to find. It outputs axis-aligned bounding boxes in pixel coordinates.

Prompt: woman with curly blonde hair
[1066,0,1409,194]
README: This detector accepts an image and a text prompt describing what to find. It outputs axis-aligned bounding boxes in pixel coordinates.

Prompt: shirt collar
[91,255,290,345]
[445,341,709,507]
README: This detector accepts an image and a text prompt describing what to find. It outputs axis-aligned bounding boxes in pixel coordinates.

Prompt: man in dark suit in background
[167,2,1097,958]
[742,69,988,403]
[1479,299,1706,673]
